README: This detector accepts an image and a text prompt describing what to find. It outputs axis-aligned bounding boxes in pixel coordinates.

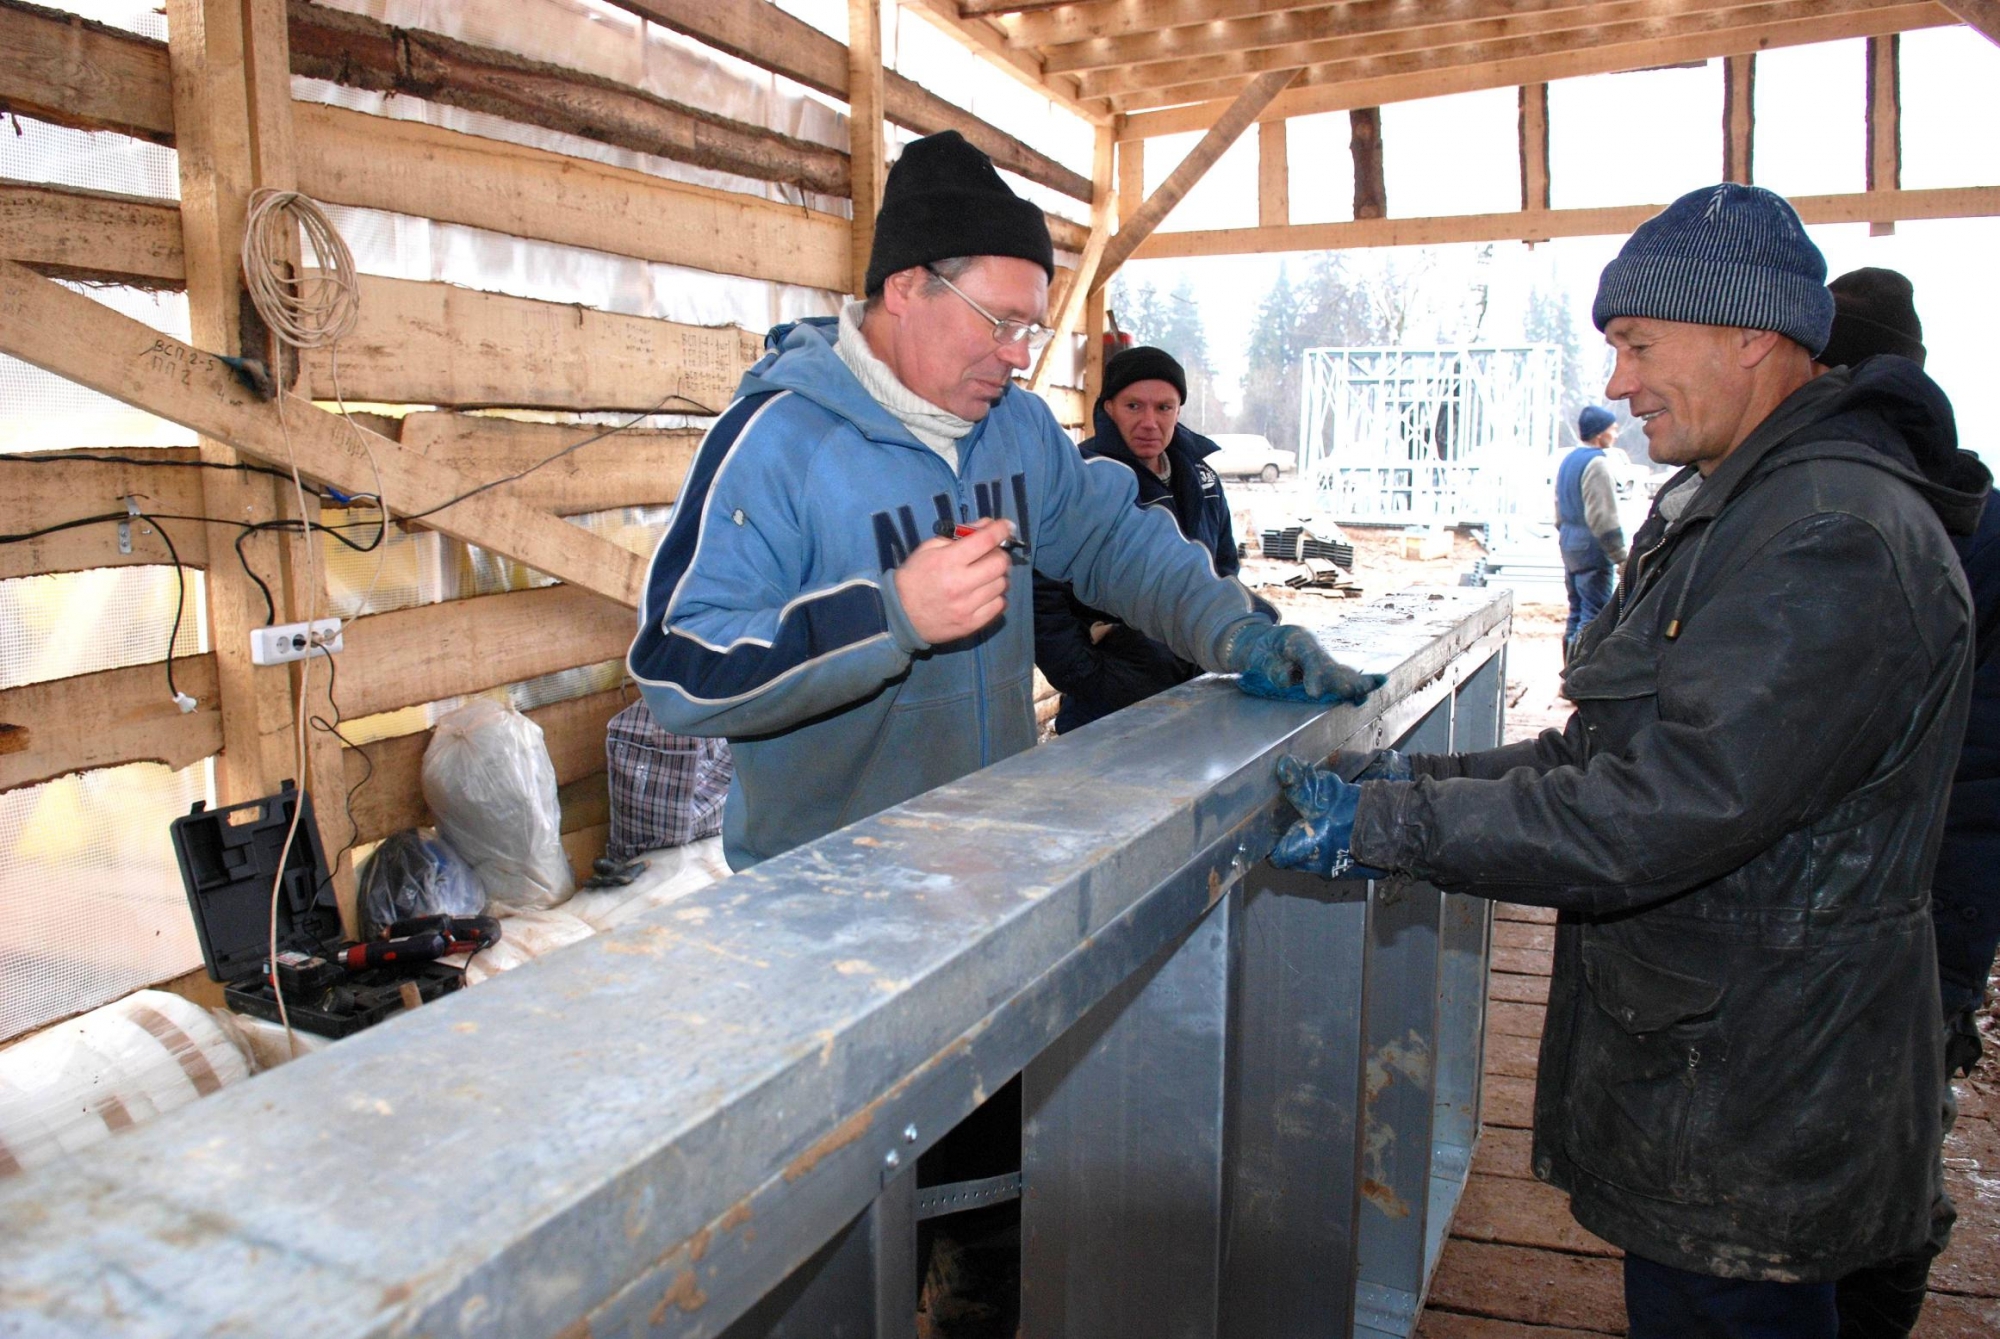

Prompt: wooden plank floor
[1417,902,2000,1338]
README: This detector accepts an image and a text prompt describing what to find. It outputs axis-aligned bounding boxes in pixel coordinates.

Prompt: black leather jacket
[1353,360,1990,1280]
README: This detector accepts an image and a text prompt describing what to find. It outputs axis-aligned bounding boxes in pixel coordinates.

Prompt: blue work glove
[1225,621,1385,706]
[1270,755,1390,880]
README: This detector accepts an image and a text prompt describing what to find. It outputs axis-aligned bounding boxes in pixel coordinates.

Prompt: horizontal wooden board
[1487,1000,1547,1041]
[0,447,211,578]
[1489,971,1550,1005]
[1449,1174,1618,1257]
[1469,1126,1536,1182]
[0,0,174,142]
[336,585,634,721]
[1425,1240,1627,1334]
[1491,944,1553,977]
[308,274,761,415]
[1914,1295,2000,1338]
[1495,902,1558,924]
[1483,1074,1536,1130]
[1493,920,1554,953]
[344,687,627,846]
[293,102,850,293]
[397,413,699,516]
[0,179,182,288]
[0,654,220,791]
[1484,1030,1540,1080]
[0,260,647,607]
[1418,1307,1618,1339]
[561,822,610,883]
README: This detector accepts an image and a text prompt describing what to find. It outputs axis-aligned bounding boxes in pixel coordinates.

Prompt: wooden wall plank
[605,0,1097,200]
[0,0,175,142]
[286,0,851,198]
[0,260,648,608]
[0,179,183,288]
[336,585,633,721]
[397,413,699,516]
[1132,185,2000,259]
[343,686,626,846]
[0,448,211,578]
[0,655,221,791]
[293,102,850,293]
[305,274,763,414]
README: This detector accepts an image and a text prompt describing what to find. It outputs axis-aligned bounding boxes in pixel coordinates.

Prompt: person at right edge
[1556,403,1629,659]
[1810,266,2000,1339]
[1268,185,1991,1339]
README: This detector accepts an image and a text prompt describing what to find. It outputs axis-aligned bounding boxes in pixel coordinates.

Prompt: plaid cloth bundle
[605,699,733,859]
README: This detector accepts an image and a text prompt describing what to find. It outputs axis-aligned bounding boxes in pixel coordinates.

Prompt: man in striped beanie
[1270,183,1990,1339]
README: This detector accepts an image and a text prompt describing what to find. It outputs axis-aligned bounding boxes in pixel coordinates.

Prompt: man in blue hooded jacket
[1033,345,1274,734]
[628,131,1379,869]
[1556,404,1629,656]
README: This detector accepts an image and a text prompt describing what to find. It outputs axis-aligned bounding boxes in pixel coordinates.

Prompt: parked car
[1205,433,1295,483]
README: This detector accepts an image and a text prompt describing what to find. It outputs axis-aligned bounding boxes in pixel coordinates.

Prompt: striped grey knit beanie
[1592,184,1834,356]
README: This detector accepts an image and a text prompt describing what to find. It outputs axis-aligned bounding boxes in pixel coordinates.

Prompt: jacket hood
[1086,402,1220,472]
[1693,355,1989,537]
[746,316,975,451]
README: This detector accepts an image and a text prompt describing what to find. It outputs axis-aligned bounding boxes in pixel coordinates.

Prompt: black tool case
[171,784,462,1038]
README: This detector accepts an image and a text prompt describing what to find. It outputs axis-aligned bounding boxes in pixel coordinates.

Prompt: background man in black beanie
[631,131,1379,872]
[1265,185,1990,1339]
[1033,345,1273,734]
[1812,266,2000,1339]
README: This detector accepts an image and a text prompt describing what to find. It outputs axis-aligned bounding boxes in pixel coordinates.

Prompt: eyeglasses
[925,267,1054,353]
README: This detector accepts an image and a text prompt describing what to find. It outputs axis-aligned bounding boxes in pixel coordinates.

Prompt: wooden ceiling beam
[1938,0,2000,43]
[1061,0,1780,88]
[897,0,1106,122]
[1113,1,1952,132]
[1098,0,1933,109]
[1043,0,1612,76]
[1003,0,1339,50]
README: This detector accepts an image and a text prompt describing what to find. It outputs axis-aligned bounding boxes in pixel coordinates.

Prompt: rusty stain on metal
[717,1201,752,1233]
[783,1107,873,1182]
[648,1270,707,1324]
[687,1227,711,1263]
[378,1282,412,1309]
[553,1318,591,1339]
[1360,1177,1411,1218]
[832,960,876,976]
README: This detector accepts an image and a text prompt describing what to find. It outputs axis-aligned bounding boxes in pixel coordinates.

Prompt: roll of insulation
[0,989,251,1178]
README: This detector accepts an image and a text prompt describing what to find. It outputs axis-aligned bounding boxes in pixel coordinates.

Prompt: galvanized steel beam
[0,588,1511,1338]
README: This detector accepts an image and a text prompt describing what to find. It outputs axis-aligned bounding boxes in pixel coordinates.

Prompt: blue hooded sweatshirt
[628,317,1263,868]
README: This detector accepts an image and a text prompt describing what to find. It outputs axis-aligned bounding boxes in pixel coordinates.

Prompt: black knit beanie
[1099,345,1187,407]
[863,131,1055,296]
[1818,266,1926,368]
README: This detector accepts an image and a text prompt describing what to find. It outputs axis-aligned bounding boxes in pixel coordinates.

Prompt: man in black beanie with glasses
[631,131,1381,871]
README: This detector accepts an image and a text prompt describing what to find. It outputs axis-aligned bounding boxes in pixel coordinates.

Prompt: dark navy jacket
[1937,488,2000,1014]
[1032,406,1263,733]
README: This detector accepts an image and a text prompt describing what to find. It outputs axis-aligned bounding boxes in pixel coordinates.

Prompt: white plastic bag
[422,698,574,911]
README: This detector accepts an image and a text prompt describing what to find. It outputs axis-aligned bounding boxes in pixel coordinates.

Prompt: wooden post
[1093,68,1298,293]
[1350,106,1385,221]
[847,0,885,296]
[1867,35,1901,237]
[1518,84,1550,212]
[1258,119,1289,228]
[166,0,301,801]
[1117,138,1144,230]
[1030,123,1115,393]
[1724,55,1755,185]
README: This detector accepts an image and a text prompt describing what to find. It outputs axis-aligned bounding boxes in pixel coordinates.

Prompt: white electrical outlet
[250,618,343,666]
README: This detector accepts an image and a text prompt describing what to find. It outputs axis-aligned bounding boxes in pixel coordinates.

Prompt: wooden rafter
[1130,185,2000,260]
[1939,0,2000,42]
[1045,0,1721,78]
[0,260,647,608]
[1100,0,1946,113]
[1091,68,1298,293]
[897,0,1106,122]
[1003,0,1345,50]
[1118,1,1950,136]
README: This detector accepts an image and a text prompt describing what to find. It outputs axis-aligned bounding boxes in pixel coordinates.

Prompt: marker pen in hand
[933,518,1029,560]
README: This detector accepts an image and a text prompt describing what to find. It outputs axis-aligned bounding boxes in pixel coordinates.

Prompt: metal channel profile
[0,589,1509,1339]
